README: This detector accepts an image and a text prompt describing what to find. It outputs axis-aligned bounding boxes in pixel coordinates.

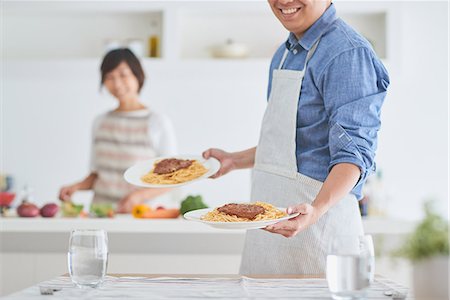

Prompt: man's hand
[264,203,321,238]
[202,148,236,179]
[202,147,257,179]
[265,163,361,238]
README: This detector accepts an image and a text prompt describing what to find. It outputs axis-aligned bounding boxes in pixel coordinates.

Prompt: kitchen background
[1,0,448,297]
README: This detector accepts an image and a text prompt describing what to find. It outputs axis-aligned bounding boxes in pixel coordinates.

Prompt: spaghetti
[141,159,208,184]
[201,202,287,222]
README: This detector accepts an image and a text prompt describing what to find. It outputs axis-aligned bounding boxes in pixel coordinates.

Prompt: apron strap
[278,49,289,69]
[278,38,322,70]
[303,38,321,70]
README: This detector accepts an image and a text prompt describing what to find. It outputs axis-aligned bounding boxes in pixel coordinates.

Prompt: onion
[17,201,39,217]
[40,203,59,218]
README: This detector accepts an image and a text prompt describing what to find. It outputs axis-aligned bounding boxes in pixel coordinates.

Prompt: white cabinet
[4,1,391,61]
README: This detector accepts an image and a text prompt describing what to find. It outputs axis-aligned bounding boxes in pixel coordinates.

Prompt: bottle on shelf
[148,20,161,58]
[148,35,160,58]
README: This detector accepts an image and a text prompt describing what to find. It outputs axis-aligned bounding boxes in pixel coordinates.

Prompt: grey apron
[240,39,364,275]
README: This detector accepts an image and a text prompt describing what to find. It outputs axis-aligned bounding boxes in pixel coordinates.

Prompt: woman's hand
[202,148,236,179]
[117,191,144,213]
[59,173,98,202]
[264,203,321,238]
[58,184,79,202]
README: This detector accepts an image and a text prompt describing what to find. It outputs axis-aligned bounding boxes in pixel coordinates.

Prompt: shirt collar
[285,3,338,51]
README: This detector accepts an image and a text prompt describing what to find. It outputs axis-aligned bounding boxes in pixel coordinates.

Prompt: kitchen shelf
[177,5,286,59]
[0,215,416,235]
[3,1,390,61]
[3,6,164,59]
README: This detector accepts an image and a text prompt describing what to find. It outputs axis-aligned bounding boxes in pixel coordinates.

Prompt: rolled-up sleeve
[319,47,389,186]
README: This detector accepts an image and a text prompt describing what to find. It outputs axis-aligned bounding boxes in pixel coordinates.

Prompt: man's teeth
[281,8,299,15]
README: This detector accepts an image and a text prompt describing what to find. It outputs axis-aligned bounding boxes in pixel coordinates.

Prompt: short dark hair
[100,48,145,92]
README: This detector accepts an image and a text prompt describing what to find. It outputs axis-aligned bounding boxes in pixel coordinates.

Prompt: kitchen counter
[3,274,412,299]
[0,215,416,234]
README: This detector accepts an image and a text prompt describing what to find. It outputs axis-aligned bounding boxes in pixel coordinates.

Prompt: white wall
[2,1,449,220]
[373,1,448,220]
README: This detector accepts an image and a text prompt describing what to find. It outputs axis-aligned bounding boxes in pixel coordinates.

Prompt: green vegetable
[394,200,449,261]
[90,203,114,218]
[180,195,208,215]
[62,201,84,217]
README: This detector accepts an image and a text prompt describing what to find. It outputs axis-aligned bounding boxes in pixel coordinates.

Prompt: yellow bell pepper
[132,204,152,218]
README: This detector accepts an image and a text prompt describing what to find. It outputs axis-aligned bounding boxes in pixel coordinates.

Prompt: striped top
[90,109,177,204]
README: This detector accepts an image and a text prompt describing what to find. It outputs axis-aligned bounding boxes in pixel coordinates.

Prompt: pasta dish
[201,202,287,222]
[141,158,208,185]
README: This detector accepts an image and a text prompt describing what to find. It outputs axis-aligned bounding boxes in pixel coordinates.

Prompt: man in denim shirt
[204,0,389,274]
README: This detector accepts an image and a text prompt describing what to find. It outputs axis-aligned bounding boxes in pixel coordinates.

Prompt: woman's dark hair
[100,48,145,92]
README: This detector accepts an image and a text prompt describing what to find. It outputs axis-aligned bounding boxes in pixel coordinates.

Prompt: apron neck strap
[278,50,289,69]
[278,38,322,70]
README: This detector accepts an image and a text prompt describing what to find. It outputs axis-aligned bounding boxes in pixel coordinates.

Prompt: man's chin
[282,24,304,38]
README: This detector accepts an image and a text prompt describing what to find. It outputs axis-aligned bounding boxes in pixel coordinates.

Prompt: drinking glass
[326,234,375,300]
[68,229,108,288]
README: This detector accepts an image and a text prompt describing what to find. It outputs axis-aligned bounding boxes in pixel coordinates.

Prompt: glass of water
[68,229,108,288]
[326,234,375,300]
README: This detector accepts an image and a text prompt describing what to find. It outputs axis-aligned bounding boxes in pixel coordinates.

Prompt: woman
[59,48,176,213]
[203,0,389,274]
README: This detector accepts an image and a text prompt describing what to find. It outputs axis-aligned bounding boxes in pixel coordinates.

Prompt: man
[203,0,389,274]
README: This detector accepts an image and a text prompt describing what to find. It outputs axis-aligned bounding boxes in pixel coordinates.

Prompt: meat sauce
[154,158,193,174]
[217,203,265,220]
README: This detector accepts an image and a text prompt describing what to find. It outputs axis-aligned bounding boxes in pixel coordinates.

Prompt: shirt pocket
[329,122,353,154]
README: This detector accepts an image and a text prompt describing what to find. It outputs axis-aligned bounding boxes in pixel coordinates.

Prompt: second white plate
[124,155,220,188]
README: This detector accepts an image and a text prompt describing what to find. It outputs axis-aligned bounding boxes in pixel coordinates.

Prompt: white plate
[124,155,220,188]
[183,208,300,230]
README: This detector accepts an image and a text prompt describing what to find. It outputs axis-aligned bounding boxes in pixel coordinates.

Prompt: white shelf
[0,215,416,235]
[177,4,286,59]
[3,9,163,60]
[3,1,390,61]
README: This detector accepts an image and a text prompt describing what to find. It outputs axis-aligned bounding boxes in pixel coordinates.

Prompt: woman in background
[59,48,176,213]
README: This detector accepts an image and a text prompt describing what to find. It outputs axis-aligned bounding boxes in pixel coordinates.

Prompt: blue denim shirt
[267,3,389,200]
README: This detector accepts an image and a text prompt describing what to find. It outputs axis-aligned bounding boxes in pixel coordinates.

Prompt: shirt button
[293,49,298,55]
